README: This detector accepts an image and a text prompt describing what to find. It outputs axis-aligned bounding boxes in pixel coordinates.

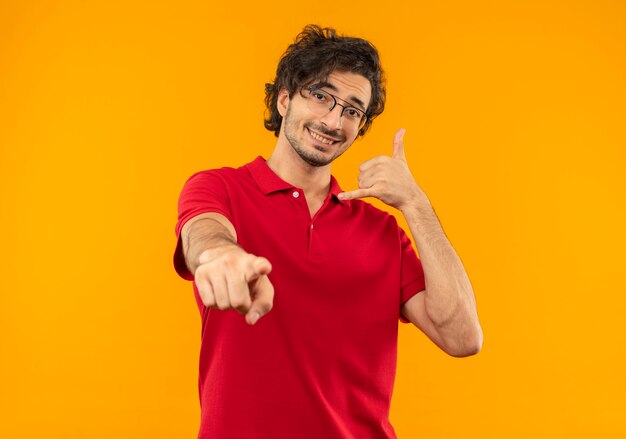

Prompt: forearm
[401,199,483,351]
[183,216,239,275]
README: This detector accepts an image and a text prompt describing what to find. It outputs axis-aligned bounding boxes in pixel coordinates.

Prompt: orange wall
[1,1,625,437]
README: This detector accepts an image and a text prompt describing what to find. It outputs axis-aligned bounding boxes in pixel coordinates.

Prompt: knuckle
[245,253,259,266]
[216,301,229,310]
[200,293,215,307]
[203,299,215,308]
[240,256,253,269]
[194,264,209,278]
[213,292,229,309]
[196,267,218,285]
[222,254,238,268]
[230,296,249,309]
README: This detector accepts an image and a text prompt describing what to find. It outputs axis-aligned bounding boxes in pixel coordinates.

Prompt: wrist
[398,190,431,214]
[198,243,241,265]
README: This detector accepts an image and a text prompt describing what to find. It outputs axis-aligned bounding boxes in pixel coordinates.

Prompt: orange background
[1,1,625,437]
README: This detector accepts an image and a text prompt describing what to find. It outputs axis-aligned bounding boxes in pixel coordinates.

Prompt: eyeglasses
[303,86,368,130]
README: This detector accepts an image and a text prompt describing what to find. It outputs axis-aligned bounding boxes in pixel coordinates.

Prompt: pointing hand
[194,246,274,325]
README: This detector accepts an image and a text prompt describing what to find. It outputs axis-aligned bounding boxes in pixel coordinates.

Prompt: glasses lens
[305,87,367,130]
[306,89,333,113]
[341,107,366,129]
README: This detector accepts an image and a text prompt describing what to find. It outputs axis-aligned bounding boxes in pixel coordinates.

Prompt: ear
[277,87,290,117]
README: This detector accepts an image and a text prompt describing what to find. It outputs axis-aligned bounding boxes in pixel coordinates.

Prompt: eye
[344,108,363,119]
[312,91,329,102]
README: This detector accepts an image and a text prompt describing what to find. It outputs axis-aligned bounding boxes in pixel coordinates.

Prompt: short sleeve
[173,170,233,280]
[398,227,426,323]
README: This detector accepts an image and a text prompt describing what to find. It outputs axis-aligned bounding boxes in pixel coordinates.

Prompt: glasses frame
[303,86,368,131]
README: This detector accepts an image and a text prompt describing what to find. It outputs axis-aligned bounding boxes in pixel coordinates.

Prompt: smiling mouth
[307,128,340,145]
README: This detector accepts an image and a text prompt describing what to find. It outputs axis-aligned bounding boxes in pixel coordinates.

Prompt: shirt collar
[246,156,345,204]
[328,174,345,204]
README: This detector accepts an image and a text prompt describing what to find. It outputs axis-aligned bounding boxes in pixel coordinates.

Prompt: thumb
[392,128,406,160]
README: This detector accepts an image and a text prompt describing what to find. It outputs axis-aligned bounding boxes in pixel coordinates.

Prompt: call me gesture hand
[339,129,483,356]
[337,128,430,211]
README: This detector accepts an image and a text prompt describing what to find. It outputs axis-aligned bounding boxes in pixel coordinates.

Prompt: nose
[319,104,343,130]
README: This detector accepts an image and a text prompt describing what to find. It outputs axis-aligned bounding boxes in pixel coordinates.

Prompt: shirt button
[292,191,300,198]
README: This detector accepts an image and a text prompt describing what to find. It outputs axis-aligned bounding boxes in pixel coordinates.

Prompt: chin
[297,150,333,167]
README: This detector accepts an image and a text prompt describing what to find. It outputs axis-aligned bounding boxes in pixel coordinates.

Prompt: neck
[266,139,332,199]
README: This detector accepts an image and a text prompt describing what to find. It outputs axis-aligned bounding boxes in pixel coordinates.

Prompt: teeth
[308,129,336,145]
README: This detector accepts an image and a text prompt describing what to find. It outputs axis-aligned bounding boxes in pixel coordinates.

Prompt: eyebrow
[312,81,368,112]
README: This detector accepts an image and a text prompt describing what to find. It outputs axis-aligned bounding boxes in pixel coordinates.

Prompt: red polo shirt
[174,156,425,439]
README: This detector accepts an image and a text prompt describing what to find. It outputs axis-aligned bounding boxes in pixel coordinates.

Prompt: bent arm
[334,128,482,355]
[401,201,483,357]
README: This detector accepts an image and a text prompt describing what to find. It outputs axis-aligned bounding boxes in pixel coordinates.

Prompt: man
[174,24,482,439]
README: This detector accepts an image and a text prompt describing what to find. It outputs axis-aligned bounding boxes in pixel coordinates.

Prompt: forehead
[320,71,372,109]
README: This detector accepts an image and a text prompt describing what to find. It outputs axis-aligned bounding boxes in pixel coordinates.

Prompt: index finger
[243,255,272,281]
[246,275,275,325]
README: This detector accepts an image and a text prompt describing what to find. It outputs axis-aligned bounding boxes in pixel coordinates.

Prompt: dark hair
[264,25,386,137]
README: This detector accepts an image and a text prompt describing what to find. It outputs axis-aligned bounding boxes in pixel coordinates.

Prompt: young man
[174,24,482,439]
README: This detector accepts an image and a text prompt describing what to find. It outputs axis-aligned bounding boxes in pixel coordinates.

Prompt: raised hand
[338,128,428,210]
